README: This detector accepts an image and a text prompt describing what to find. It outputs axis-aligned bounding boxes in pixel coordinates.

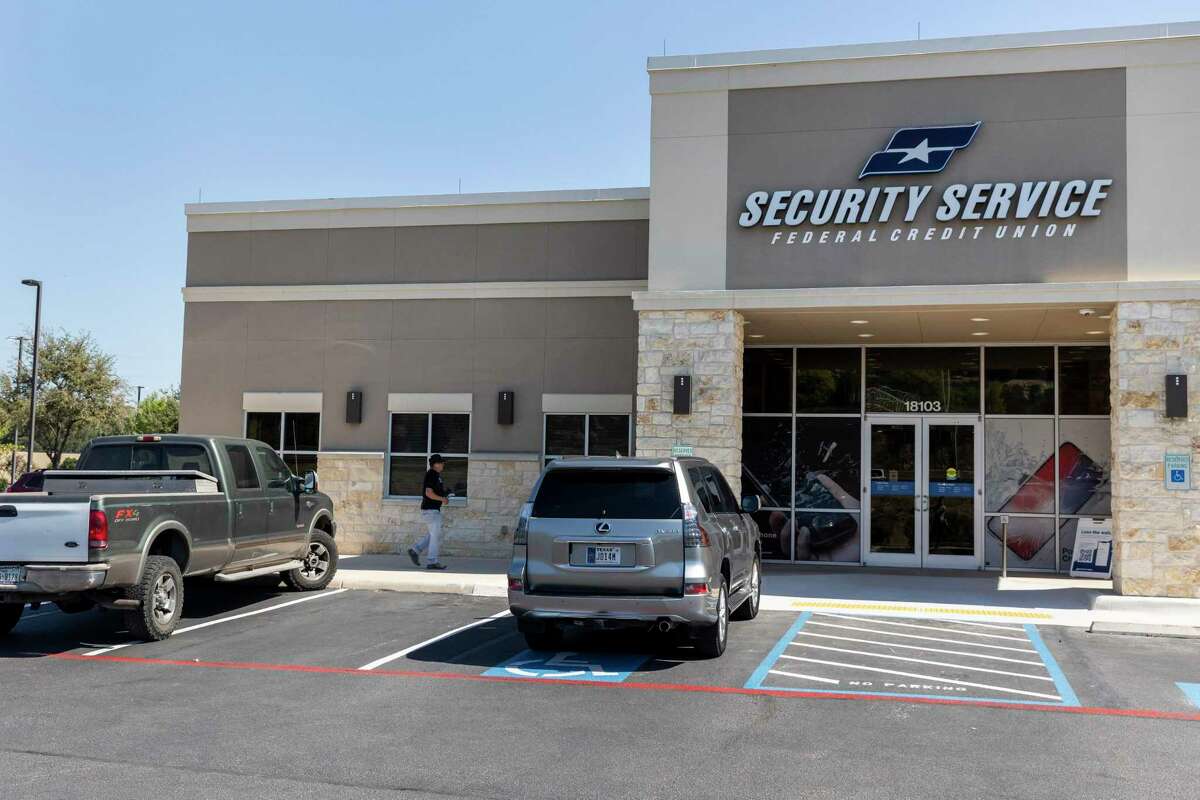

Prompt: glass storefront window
[795,348,860,413]
[984,418,1055,514]
[744,348,793,414]
[742,417,792,509]
[984,515,1056,570]
[865,347,980,413]
[1059,418,1111,517]
[794,418,861,506]
[1058,346,1110,415]
[749,508,792,561]
[985,347,1054,414]
[795,511,861,562]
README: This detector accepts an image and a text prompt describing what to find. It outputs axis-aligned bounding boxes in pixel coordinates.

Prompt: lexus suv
[507,457,762,657]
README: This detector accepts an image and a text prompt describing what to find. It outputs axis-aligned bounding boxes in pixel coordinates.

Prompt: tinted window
[389,456,426,496]
[587,415,629,457]
[744,348,792,413]
[796,348,860,413]
[706,468,739,513]
[1058,346,1110,415]
[79,445,132,470]
[255,446,292,486]
[431,413,469,453]
[866,347,980,413]
[985,347,1054,415]
[795,418,861,506]
[688,467,718,513]
[224,445,260,490]
[283,412,320,451]
[742,417,792,507]
[533,469,681,519]
[545,415,585,457]
[246,412,282,449]
[390,413,428,453]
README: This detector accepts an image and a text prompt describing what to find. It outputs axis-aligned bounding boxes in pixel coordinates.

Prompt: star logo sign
[859,122,982,178]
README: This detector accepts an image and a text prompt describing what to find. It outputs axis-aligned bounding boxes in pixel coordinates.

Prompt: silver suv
[507,457,762,657]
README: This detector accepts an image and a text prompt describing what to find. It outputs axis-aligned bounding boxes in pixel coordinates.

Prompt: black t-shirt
[421,468,447,511]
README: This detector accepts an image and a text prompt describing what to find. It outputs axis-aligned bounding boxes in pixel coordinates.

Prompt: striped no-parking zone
[746,610,1080,706]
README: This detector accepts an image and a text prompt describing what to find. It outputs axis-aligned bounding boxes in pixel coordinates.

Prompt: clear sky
[1,1,1195,395]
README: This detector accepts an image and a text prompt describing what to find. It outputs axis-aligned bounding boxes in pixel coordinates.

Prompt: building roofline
[647,20,1200,72]
[185,186,649,217]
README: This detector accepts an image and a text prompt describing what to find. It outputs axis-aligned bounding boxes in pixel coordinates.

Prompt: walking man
[409,454,449,570]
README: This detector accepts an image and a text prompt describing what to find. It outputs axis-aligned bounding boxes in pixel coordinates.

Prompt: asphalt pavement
[2,579,1198,799]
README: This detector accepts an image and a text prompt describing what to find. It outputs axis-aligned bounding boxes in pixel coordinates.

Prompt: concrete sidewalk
[330,554,1199,632]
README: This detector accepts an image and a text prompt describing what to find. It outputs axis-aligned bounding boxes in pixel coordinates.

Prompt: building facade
[181,22,1200,597]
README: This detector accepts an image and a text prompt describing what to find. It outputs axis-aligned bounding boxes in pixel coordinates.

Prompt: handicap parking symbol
[483,650,648,683]
[1171,468,1186,483]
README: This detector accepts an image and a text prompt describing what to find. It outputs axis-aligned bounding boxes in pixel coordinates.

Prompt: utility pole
[136,385,145,406]
[7,335,25,482]
[21,279,42,470]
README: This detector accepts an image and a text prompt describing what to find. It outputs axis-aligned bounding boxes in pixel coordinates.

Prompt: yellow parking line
[788,600,1053,620]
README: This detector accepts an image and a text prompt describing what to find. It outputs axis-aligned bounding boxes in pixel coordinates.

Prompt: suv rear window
[532,468,681,519]
[79,444,214,476]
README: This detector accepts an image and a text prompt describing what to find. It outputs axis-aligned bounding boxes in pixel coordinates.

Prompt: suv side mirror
[740,495,762,514]
[302,471,318,494]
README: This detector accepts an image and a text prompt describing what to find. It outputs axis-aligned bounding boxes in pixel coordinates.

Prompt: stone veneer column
[1110,300,1200,598]
[636,309,744,496]
[317,453,540,558]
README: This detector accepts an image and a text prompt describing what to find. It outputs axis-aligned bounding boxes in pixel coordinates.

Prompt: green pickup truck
[0,434,339,641]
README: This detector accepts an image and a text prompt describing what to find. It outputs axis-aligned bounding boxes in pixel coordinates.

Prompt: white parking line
[804,621,1038,654]
[787,642,1054,682]
[358,609,511,671]
[794,631,1044,666]
[768,669,840,685]
[778,655,1063,701]
[814,612,1031,641]
[933,618,1025,632]
[82,588,349,656]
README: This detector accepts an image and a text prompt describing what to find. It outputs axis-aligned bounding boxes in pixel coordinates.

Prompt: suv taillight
[513,502,532,545]
[88,510,109,550]
[682,502,710,547]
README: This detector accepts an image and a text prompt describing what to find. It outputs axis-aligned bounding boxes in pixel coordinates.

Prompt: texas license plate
[0,566,23,585]
[586,546,620,566]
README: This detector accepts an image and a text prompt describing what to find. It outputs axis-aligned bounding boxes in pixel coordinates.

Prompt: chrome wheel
[300,541,330,582]
[749,561,760,613]
[151,573,177,627]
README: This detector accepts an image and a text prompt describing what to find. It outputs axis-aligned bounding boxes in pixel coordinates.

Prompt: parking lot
[2,581,1199,799]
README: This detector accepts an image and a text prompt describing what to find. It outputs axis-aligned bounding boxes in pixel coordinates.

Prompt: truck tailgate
[0,501,91,563]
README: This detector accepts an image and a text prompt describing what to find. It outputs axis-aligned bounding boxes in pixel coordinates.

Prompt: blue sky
[1,1,1195,394]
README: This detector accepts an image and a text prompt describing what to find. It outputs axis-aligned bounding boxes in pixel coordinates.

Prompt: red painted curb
[51,652,1200,723]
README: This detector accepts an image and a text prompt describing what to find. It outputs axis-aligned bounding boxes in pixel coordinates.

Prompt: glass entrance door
[865,417,981,568]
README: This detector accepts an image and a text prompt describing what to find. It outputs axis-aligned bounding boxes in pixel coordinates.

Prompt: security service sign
[738,121,1113,246]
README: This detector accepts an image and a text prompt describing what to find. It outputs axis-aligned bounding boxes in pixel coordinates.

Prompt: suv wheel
[124,556,184,641]
[731,557,761,621]
[0,602,24,637]
[283,530,338,591]
[694,578,728,658]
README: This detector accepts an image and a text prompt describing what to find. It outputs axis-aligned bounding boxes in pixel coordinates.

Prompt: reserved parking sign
[1164,452,1191,491]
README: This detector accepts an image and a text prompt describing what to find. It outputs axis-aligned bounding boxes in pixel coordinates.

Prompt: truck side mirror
[740,495,762,514]
[302,471,318,494]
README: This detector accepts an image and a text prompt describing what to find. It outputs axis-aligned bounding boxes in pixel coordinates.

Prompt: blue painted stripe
[745,611,811,690]
[1024,624,1079,707]
[1177,682,1200,708]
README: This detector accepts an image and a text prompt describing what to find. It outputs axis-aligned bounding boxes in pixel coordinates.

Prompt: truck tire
[0,603,24,637]
[731,557,761,621]
[693,577,729,658]
[283,530,338,591]
[124,556,184,641]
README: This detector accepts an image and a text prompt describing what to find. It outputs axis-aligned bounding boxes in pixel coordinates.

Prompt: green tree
[0,330,128,468]
[127,388,180,435]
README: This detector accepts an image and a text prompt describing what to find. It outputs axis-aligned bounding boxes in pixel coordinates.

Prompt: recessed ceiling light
[850,319,870,325]
[857,333,874,338]
[971,331,989,336]
[748,333,765,339]
[1078,308,1096,317]
[1098,314,1112,320]
[1086,330,1106,335]
[970,317,990,323]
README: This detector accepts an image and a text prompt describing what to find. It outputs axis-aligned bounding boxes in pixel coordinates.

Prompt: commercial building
[180,21,1200,597]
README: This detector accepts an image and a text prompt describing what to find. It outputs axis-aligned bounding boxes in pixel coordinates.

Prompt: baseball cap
[429,453,445,466]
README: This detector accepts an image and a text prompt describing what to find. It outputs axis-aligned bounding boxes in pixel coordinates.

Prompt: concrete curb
[1088,594,1200,635]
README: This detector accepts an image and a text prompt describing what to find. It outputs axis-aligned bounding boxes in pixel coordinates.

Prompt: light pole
[7,335,25,483]
[135,385,145,406]
[21,279,41,471]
